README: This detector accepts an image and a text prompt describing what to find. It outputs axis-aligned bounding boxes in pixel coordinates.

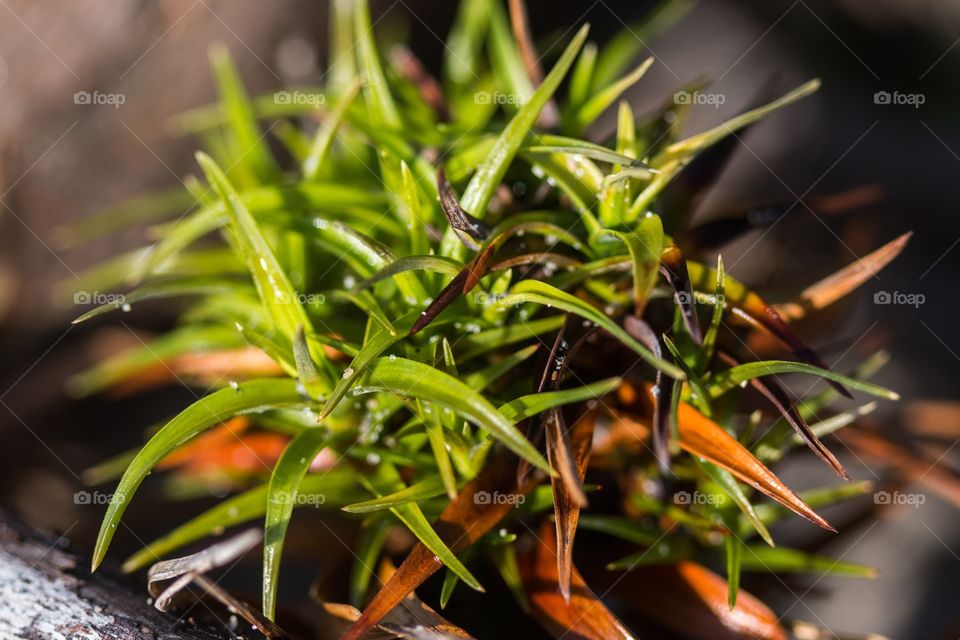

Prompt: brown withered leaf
[776,232,912,321]
[518,521,637,640]
[730,301,852,399]
[520,316,594,600]
[545,406,588,510]
[410,244,498,335]
[716,351,848,480]
[488,252,580,273]
[549,408,596,603]
[517,315,593,484]
[462,242,499,292]
[342,452,540,640]
[607,561,787,640]
[410,269,469,335]
[508,0,543,86]
[659,245,703,344]
[623,316,672,473]
[507,0,559,128]
[437,167,491,251]
[535,319,588,503]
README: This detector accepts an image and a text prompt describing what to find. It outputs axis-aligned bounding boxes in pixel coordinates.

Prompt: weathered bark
[0,515,228,640]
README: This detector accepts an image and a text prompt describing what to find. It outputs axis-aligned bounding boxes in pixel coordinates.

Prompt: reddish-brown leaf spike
[717,351,848,480]
[548,408,595,602]
[672,395,835,532]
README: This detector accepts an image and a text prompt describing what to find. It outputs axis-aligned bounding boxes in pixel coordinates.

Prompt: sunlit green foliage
[65,0,901,627]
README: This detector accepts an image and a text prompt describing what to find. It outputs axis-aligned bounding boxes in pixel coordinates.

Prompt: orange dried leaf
[110,347,283,396]
[343,453,539,640]
[676,400,835,531]
[157,416,250,470]
[519,521,636,640]
[611,561,787,640]
[617,387,834,531]
[776,232,912,321]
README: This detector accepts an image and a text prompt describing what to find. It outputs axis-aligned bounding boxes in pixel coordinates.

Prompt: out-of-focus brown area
[0,0,332,320]
[0,1,958,638]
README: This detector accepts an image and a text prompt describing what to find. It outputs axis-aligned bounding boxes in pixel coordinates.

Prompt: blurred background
[0,0,957,638]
